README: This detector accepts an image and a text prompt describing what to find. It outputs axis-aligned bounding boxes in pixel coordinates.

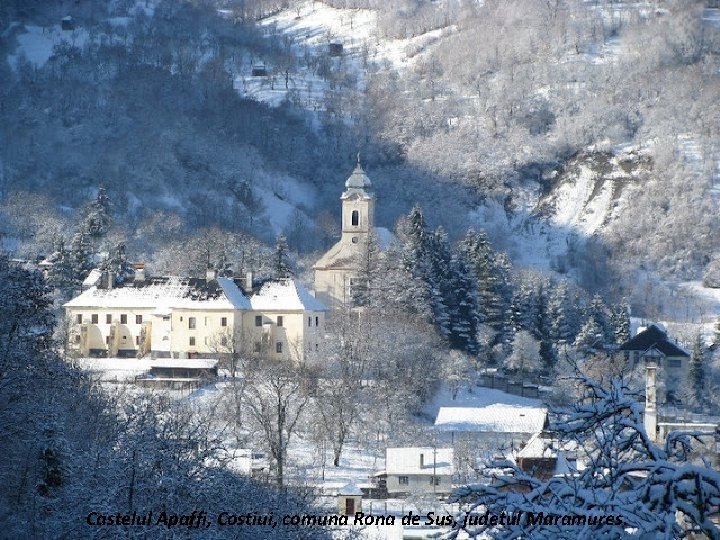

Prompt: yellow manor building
[63,268,327,364]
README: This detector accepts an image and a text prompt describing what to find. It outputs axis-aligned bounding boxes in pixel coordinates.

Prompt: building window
[76,314,83,324]
[276,342,283,353]
[122,335,127,341]
[315,343,319,352]
[254,342,261,353]
[105,336,109,345]
[135,336,140,345]
[204,317,209,326]
[189,337,196,346]
[398,476,409,486]
[106,314,112,324]
[277,316,283,327]
[667,358,682,369]
[74,335,80,343]
[255,315,262,327]
[221,317,227,327]
[221,335,228,346]
[188,317,196,329]
[351,236,359,243]
[120,314,127,324]
[308,317,312,327]
[315,316,319,327]
[351,210,359,226]
[91,314,98,324]
[162,315,170,322]
[135,315,142,324]
[430,477,440,486]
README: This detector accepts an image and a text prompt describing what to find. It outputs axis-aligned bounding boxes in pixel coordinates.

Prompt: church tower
[313,157,375,306]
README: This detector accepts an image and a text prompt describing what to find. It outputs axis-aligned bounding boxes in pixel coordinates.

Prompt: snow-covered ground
[236,1,452,111]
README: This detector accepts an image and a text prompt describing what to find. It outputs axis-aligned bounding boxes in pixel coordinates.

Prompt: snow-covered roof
[338,483,363,496]
[385,447,454,476]
[435,405,547,434]
[249,279,327,311]
[82,268,102,289]
[64,276,250,310]
[516,432,554,459]
[149,358,218,370]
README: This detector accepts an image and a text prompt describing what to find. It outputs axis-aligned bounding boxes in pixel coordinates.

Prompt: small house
[61,16,74,31]
[337,483,362,515]
[619,323,689,400]
[251,64,268,76]
[383,447,453,496]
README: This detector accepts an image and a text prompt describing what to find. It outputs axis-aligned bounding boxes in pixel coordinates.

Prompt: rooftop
[385,447,454,476]
[619,323,690,357]
[435,405,548,433]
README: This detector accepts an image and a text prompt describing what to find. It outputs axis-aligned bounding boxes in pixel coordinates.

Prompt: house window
[398,476,409,485]
[105,336,109,345]
[76,314,83,324]
[308,317,312,327]
[91,314,98,324]
[315,316,319,327]
[120,314,127,324]
[106,314,112,324]
[255,315,262,327]
[74,335,80,343]
[315,343,319,351]
[162,315,170,321]
[122,335,127,341]
[667,358,682,369]
[135,336,140,345]
[189,337,196,346]
[276,342,283,353]
[136,315,143,324]
[430,477,441,486]
[221,317,227,327]
[188,317,196,329]
[277,316,283,327]
[351,210,359,226]
[254,342,261,353]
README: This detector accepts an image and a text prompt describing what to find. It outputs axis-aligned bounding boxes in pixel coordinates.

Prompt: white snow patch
[8,25,90,70]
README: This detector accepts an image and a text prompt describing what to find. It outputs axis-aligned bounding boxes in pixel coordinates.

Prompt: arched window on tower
[351,210,359,226]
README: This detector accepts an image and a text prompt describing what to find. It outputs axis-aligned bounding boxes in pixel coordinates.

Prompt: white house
[383,447,454,496]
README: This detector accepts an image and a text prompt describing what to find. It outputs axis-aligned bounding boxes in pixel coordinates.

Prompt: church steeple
[341,157,375,239]
[343,154,373,198]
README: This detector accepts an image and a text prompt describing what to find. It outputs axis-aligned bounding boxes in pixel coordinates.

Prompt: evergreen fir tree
[274,234,291,279]
[46,238,75,296]
[69,231,93,286]
[690,333,705,408]
[83,186,111,242]
[448,252,480,355]
[610,299,631,345]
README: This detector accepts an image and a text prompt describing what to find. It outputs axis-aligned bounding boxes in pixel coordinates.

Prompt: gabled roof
[435,405,548,434]
[619,324,689,357]
[385,447,454,476]
[313,239,360,270]
[249,279,328,311]
[64,275,250,310]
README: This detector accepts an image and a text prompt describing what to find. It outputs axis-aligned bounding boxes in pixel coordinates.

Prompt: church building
[313,158,376,306]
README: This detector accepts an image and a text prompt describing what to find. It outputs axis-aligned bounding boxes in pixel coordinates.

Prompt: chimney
[245,271,253,291]
[206,265,217,281]
[645,364,658,442]
[133,262,146,283]
[106,270,114,290]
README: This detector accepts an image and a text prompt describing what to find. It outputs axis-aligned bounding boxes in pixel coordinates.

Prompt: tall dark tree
[83,186,111,242]
[273,234,291,278]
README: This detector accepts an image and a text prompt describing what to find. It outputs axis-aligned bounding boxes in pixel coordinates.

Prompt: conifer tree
[274,234,291,279]
[83,185,111,244]
[690,333,705,408]
[610,299,631,345]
